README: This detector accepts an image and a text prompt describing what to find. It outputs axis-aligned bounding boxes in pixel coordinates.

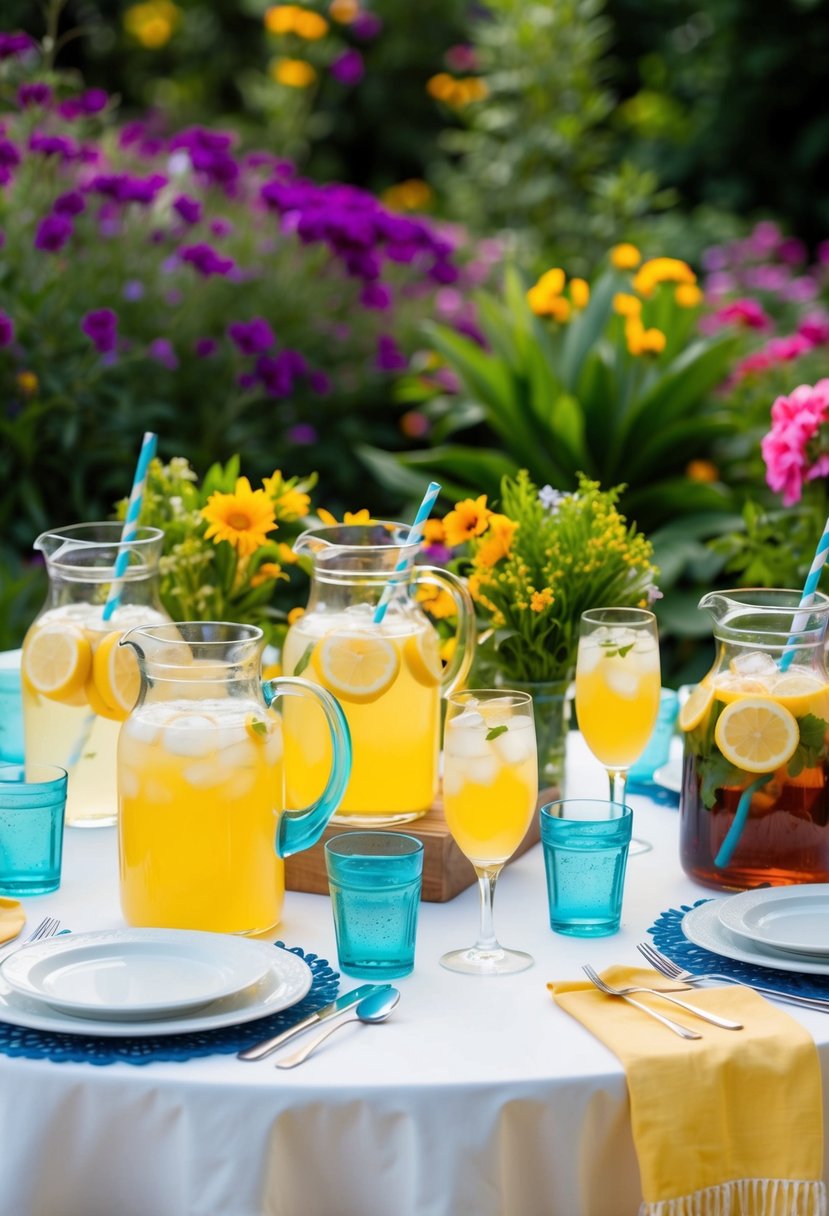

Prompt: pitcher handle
[413,566,476,697]
[262,676,352,859]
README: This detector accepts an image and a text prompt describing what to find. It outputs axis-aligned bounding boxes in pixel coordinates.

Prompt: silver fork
[637,941,829,1014]
[0,916,61,966]
[581,963,742,1029]
[581,964,702,1039]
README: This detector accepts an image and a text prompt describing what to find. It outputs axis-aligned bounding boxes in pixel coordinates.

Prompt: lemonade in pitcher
[21,524,167,828]
[680,589,829,889]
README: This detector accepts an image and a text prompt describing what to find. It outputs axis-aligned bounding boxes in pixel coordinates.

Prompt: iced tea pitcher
[679,588,829,890]
[117,621,351,935]
[21,522,168,828]
[282,521,476,823]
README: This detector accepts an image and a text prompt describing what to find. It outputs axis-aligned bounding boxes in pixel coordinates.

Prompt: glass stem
[608,768,627,806]
[473,864,502,952]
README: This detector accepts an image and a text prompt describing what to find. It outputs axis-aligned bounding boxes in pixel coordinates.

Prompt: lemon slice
[92,630,141,718]
[714,698,799,773]
[85,675,126,722]
[313,632,400,703]
[403,630,442,687]
[678,683,715,732]
[22,624,92,701]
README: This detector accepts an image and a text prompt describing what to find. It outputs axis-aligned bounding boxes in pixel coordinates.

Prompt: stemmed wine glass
[575,608,661,856]
[440,690,538,975]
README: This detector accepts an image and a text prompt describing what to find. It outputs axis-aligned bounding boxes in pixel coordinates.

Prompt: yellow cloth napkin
[0,897,24,944]
[550,965,827,1216]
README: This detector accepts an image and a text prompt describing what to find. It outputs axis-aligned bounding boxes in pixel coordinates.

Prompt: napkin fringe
[641,1178,827,1216]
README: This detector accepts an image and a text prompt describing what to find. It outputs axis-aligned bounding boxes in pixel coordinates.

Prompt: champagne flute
[440,689,538,975]
[575,608,661,856]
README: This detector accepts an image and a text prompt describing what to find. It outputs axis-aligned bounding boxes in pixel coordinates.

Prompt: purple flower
[80,88,108,114]
[0,310,14,347]
[168,127,240,193]
[86,172,168,206]
[360,281,391,310]
[376,335,407,372]
[53,190,85,217]
[287,423,318,445]
[34,214,73,252]
[445,44,478,73]
[0,32,35,60]
[330,49,365,86]
[351,12,382,38]
[237,372,257,390]
[256,349,307,397]
[0,139,21,170]
[179,243,235,277]
[148,338,178,370]
[29,132,80,161]
[173,194,202,225]
[17,83,52,109]
[309,370,331,395]
[227,317,276,355]
[123,280,145,301]
[209,217,233,238]
[81,309,118,354]
[194,337,218,358]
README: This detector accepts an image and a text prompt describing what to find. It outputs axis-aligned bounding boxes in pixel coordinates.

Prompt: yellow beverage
[118,698,285,934]
[443,705,538,865]
[282,611,441,821]
[575,629,661,768]
[22,603,168,827]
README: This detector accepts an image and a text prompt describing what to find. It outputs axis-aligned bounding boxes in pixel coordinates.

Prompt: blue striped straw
[778,517,829,671]
[373,481,441,625]
[102,431,158,622]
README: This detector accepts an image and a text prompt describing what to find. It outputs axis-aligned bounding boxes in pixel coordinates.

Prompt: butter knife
[237,983,391,1061]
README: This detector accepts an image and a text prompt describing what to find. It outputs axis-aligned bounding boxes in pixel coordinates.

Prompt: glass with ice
[117,622,351,935]
[440,689,538,974]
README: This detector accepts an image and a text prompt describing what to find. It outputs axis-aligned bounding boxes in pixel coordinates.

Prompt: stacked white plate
[0,928,312,1036]
[682,885,829,976]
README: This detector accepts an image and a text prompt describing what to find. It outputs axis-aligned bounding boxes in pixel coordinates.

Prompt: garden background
[3,0,829,683]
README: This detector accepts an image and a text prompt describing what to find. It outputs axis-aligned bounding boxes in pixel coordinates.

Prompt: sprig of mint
[293,643,314,676]
[486,725,508,741]
[787,713,828,777]
[599,641,634,659]
[249,718,268,737]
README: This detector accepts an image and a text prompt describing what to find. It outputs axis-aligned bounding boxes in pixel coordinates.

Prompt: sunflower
[202,477,277,556]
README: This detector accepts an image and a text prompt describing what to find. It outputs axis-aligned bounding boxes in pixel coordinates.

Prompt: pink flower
[761,380,829,505]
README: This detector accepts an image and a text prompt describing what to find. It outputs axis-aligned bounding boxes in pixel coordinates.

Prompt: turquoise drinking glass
[540,799,632,937]
[0,763,68,896]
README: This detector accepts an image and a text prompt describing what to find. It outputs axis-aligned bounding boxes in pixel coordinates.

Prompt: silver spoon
[275,987,401,1069]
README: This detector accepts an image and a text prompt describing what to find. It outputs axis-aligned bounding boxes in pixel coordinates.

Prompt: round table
[1,736,828,1216]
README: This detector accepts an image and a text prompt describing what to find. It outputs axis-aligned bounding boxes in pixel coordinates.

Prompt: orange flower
[610,243,642,270]
[443,495,492,547]
[675,283,703,308]
[686,459,719,483]
[530,587,554,613]
[633,257,696,297]
[250,561,286,588]
[422,518,446,545]
[270,57,317,87]
[570,278,590,310]
[613,292,642,318]
[316,507,373,526]
[474,514,519,569]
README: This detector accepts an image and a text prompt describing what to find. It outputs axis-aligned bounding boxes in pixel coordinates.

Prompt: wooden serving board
[284,785,556,903]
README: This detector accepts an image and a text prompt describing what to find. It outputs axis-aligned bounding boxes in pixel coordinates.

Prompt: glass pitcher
[282,521,476,824]
[680,588,829,890]
[21,523,168,828]
[117,621,351,935]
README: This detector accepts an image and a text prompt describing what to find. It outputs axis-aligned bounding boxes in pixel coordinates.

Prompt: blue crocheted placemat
[649,902,829,1000]
[0,943,339,1066]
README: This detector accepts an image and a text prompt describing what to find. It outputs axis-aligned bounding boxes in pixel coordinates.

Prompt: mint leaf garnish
[598,641,634,658]
[294,642,314,676]
[787,712,829,777]
[250,718,268,737]
[486,725,508,741]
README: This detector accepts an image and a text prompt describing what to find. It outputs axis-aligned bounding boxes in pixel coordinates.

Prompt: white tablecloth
[2,736,829,1216]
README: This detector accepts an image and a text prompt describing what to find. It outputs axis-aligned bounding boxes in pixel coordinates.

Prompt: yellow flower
[329,0,359,21]
[528,281,571,321]
[626,317,666,356]
[381,179,434,211]
[610,243,641,270]
[570,278,590,310]
[422,518,446,545]
[270,57,317,87]
[264,5,300,33]
[686,459,719,483]
[439,636,457,665]
[530,587,554,613]
[443,495,492,547]
[287,606,306,624]
[416,585,457,620]
[453,77,488,105]
[536,267,566,295]
[277,542,299,564]
[250,561,286,588]
[675,283,703,308]
[612,292,642,318]
[474,514,519,569]
[294,10,329,38]
[124,0,180,47]
[426,73,457,103]
[16,370,38,396]
[316,507,373,526]
[633,257,696,297]
[641,327,667,354]
[201,477,277,557]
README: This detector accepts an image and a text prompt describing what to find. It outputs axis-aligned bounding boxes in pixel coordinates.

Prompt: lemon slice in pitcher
[313,632,400,703]
[714,698,799,773]
[404,630,443,687]
[91,630,141,718]
[678,683,714,732]
[22,624,92,701]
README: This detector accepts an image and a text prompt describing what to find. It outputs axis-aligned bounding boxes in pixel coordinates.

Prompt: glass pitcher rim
[699,587,829,615]
[120,620,264,647]
[293,520,422,556]
[35,522,164,550]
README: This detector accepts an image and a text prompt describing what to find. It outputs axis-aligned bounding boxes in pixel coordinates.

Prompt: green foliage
[366,257,741,536]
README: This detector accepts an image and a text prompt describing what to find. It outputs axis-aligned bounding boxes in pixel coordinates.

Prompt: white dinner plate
[0,942,312,1036]
[0,929,278,1020]
[716,885,829,957]
[682,899,829,975]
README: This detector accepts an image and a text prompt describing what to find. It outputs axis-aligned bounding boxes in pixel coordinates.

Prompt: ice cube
[224,770,256,799]
[264,732,284,765]
[453,710,485,730]
[605,663,640,699]
[442,767,464,798]
[730,651,778,677]
[448,713,489,759]
[183,761,222,789]
[462,754,498,787]
[121,717,159,747]
[118,766,140,800]
[576,638,603,675]
[161,714,218,757]
[144,778,174,805]
[217,740,257,771]
[493,727,533,765]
